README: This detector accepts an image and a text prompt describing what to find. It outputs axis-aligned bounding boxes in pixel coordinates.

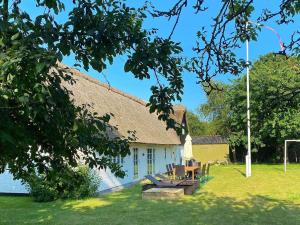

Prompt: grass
[1,164,300,225]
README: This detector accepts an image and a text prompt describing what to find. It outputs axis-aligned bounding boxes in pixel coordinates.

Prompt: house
[0,64,187,194]
[191,135,229,164]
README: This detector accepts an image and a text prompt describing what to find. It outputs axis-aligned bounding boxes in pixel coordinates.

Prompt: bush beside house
[27,166,100,202]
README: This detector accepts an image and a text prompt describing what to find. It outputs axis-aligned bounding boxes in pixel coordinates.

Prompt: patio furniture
[145,175,182,187]
[169,164,176,180]
[202,164,207,176]
[198,161,202,169]
[195,162,202,177]
[185,160,188,166]
[192,159,198,166]
[184,165,200,181]
[207,163,210,176]
[187,159,197,167]
[199,164,207,181]
[156,173,169,181]
[166,164,173,177]
[206,163,211,181]
[174,165,186,180]
[157,173,199,187]
[143,175,199,195]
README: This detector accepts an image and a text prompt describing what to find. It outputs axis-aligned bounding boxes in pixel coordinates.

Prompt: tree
[186,111,209,136]
[1,0,300,179]
[198,82,230,136]
[227,54,300,162]
[0,0,184,181]
[196,54,300,162]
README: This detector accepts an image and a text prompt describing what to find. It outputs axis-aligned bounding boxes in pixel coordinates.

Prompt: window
[147,149,152,175]
[112,156,124,165]
[133,148,138,179]
[153,149,155,173]
[147,148,155,175]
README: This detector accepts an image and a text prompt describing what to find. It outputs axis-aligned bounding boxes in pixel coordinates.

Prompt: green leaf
[35,63,46,74]
[11,33,20,41]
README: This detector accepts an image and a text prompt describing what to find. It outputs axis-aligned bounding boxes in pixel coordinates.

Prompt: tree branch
[2,0,9,26]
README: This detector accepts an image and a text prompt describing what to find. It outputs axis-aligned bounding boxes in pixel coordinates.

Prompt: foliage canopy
[228,54,300,161]
[0,0,184,180]
[196,54,300,162]
[1,0,300,178]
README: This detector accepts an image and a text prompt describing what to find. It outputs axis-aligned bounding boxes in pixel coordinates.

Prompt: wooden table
[184,166,199,181]
[172,166,199,181]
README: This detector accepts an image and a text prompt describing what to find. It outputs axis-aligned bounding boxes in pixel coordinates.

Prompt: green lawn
[1,164,300,225]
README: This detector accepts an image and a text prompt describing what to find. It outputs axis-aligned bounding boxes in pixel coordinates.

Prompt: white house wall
[0,169,28,194]
[97,144,182,192]
[0,144,183,194]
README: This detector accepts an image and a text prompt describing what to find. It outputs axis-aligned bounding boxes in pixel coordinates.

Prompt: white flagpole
[246,21,252,177]
[244,21,283,177]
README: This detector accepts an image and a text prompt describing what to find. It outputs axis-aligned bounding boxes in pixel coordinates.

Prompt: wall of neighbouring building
[0,144,182,194]
[192,144,229,163]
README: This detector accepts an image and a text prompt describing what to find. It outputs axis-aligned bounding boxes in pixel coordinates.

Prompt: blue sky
[22,1,300,111]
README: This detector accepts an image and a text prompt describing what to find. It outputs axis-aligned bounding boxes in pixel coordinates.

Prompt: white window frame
[133,148,139,179]
[112,155,124,165]
[147,148,155,175]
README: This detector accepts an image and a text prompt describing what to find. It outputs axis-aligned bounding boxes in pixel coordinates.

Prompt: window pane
[147,149,153,175]
[153,149,155,174]
[133,148,138,179]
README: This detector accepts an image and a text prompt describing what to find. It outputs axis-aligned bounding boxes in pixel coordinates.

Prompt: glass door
[147,148,155,175]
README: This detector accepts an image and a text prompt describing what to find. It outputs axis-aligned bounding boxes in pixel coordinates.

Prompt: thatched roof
[171,105,186,125]
[60,64,184,145]
[191,135,228,145]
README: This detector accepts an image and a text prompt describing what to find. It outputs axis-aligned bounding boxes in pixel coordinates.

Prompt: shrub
[27,165,101,202]
[28,180,58,202]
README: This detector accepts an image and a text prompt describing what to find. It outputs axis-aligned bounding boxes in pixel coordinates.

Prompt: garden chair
[192,159,198,166]
[165,164,173,177]
[199,164,206,182]
[156,174,169,181]
[195,162,202,177]
[206,163,211,181]
[143,175,197,195]
[184,160,188,166]
[174,165,186,180]
[145,175,181,187]
[206,163,210,176]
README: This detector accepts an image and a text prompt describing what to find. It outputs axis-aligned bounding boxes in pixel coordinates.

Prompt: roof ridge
[58,62,147,107]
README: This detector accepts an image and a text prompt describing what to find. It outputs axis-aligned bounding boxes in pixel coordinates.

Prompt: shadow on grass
[197,176,214,190]
[234,168,246,177]
[1,184,300,225]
